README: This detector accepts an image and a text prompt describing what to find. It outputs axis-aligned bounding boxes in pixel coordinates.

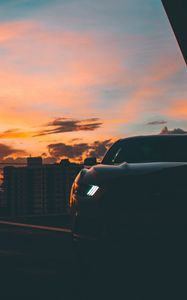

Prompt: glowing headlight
[87,185,99,196]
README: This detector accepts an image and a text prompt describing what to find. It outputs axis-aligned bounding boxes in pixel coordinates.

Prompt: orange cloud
[115,48,185,125]
[0,129,33,139]
[144,52,183,83]
[0,20,36,44]
[0,20,127,130]
[119,86,164,123]
[164,100,187,119]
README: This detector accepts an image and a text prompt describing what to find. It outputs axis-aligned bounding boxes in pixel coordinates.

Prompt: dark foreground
[0,222,186,300]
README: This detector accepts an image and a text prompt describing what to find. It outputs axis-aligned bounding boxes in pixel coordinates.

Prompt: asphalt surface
[0,222,186,300]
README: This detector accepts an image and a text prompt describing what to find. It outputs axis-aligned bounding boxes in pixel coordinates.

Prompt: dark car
[70,134,187,244]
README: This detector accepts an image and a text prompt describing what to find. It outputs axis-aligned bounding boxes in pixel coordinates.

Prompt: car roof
[119,134,187,143]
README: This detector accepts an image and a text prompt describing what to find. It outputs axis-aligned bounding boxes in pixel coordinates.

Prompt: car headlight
[86,185,99,196]
[71,180,99,200]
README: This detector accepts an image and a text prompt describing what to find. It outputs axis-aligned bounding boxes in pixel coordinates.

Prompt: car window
[103,137,187,164]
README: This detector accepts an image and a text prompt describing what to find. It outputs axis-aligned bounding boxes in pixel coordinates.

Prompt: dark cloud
[43,157,57,164]
[69,138,82,142]
[0,144,27,160]
[41,152,47,157]
[35,118,102,136]
[2,157,27,164]
[41,153,57,164]
[3,128,20,133]
[146,120,167,125]
[160,127,187,134]
[48,143,89,160]
[87,140,113,158]
[47,139,113,161]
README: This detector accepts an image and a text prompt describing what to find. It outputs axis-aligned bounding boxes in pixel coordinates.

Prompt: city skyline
[1,156,82,216]
[0,0,186,166]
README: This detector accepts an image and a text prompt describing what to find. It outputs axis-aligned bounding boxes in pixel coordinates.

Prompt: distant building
[27,157,43,167]
[4,166,30,216]
[3,158,83,216]
[0,187,6,216]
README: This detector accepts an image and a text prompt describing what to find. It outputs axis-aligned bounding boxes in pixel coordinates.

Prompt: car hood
[79,161,187,185]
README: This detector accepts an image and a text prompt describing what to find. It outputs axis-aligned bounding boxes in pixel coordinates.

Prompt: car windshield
[102,136,187,164]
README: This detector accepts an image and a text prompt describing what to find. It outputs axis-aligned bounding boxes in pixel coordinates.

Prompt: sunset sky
[0,0,186,165]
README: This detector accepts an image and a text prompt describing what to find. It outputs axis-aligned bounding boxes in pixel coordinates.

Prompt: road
[0,222,78,299]
[0,221,186,300]
[0,221,122,300]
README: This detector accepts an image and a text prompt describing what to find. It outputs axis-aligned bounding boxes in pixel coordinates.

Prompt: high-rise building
[0,186,6,216]
[4,166,29,216]
[3,158,83,216]
[27,157,43,167]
